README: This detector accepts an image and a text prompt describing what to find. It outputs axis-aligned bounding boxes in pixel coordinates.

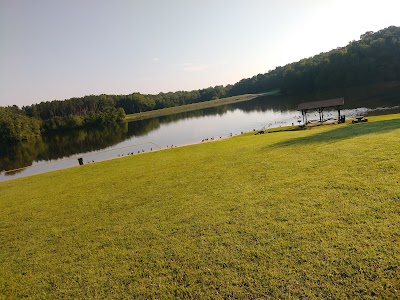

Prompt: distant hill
[229,26,400,95]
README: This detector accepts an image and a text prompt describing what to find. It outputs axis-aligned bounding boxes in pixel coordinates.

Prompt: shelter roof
[297,97,344,111]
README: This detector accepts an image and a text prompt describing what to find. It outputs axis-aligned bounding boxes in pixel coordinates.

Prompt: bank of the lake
[2,82,399,181]
[1,113,399,298]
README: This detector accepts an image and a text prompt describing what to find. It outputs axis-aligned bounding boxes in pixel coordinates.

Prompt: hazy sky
[1,0,399,107]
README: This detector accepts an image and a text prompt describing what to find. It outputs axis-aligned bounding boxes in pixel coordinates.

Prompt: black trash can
[78,158,84,165]
[340,115,345,123]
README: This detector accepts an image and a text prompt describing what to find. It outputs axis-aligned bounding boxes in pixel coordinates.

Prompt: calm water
[1,94,399,181]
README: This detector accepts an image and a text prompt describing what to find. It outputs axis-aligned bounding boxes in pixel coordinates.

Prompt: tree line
[1,26,399,143]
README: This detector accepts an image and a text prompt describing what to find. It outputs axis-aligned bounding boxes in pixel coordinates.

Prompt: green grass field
[1,114,399,299]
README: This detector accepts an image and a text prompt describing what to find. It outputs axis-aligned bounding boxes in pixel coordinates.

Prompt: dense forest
[1,26,399,143]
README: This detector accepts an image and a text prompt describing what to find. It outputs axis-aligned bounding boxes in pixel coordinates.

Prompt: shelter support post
[318,108,324,123]
[301,110,308,125]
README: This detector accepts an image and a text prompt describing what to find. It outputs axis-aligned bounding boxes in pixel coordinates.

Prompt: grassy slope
[1,114,399,299]
[125,93,267,122]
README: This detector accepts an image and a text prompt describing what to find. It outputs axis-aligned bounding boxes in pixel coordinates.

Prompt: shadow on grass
[270,118,400,148]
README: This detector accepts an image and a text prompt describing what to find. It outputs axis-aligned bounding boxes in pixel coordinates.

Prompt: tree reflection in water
[1,123,128,174]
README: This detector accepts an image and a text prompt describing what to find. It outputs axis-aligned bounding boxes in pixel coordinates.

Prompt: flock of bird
[84,132,241,165]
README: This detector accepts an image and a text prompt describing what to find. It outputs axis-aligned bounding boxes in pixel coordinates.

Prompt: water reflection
[125,105,236,139]
[0,138,47,175]
[42,123,129,158]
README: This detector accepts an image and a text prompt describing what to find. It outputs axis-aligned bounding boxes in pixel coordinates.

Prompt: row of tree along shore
[1,26,400,143]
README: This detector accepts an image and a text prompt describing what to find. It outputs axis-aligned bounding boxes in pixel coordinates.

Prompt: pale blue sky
[1,0,399,107]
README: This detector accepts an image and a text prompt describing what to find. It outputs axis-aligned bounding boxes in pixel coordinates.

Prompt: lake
[1,92,399,181]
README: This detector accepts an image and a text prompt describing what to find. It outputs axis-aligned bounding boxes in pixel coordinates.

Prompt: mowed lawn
[1,114,399,299]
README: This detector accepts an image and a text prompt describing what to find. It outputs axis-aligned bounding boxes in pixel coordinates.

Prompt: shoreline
[1,112,399,182]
